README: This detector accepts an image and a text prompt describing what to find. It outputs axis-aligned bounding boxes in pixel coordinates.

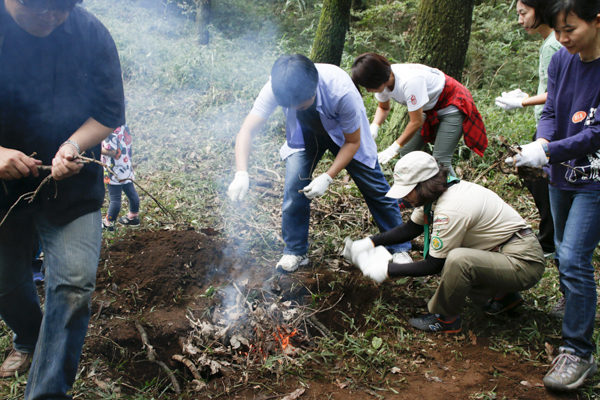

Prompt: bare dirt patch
[86,229,576,399]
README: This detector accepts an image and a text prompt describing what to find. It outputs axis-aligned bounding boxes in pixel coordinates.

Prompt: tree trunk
[352,0,364,11]
[195,0,211,46]
[310,0,352,65]
[408,0,475,82]
[383,0,475,146]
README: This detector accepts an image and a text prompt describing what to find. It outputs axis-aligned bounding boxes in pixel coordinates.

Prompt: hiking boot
[275,254,308,273]
[549,296,565,319]
[409,313,462,333]
[0,349,32,378]
[543,347,598,391]
[482,292,523,315]
[118,216,140,226]
[391,251,412,264]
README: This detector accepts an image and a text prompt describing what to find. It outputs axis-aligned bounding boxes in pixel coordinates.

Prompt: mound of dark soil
[86,229,575,400]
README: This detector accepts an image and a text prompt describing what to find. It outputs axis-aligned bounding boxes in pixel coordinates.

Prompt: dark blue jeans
[0,206,101,399]
[107,182,139,221]
[549,186,600,357]
[282,137,410,256]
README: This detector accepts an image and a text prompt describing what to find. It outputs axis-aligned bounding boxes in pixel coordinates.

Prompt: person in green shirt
[495,0,562,264]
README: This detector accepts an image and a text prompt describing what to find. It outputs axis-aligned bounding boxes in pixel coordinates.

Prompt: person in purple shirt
[510,0,600,391]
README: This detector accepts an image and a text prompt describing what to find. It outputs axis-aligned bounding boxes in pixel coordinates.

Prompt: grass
[2,0,600,398]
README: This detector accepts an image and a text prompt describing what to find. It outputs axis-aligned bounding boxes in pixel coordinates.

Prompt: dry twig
[135,321,181,395]
[0,152,176,228]
[172,354,203,381]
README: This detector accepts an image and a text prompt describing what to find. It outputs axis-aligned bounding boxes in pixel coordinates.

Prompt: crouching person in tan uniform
[344,151,545,333]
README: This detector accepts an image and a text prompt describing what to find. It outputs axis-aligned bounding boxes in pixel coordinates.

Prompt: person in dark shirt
[0,0,125,398]
[510,0,600,392]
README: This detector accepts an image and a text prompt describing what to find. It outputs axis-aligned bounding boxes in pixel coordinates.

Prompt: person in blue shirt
[227,54,412,272]
[510,0,600,391]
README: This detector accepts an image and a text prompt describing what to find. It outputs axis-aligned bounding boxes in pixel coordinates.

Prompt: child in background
[101,124,140,230]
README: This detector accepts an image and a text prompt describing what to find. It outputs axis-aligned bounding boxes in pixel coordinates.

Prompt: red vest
[421,75,487,157]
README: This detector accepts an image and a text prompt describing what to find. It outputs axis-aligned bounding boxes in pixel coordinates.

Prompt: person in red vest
[351,53,487,177]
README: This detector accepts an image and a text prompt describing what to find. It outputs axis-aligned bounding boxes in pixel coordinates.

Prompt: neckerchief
[423,176,460,258]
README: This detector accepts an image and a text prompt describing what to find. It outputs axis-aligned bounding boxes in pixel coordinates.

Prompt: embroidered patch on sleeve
[432,236,443,251]
[433,214,449,224]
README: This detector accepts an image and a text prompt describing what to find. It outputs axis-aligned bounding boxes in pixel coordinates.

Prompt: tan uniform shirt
[411,181,528,258]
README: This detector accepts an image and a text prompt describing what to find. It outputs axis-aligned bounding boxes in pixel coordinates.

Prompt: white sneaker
[391,251,412,264]
[276,254,308,272]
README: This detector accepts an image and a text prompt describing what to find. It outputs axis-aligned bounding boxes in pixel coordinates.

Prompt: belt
[492,228,533,252]
[505,228,533,244]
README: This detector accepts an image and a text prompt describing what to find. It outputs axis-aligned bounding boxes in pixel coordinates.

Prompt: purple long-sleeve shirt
[537,47,600,190]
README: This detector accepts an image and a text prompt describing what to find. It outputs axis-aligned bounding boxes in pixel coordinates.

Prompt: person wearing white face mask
[351,53,488,177]
[511,0,600,391]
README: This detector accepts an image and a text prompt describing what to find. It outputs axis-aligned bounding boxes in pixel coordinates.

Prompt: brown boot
[0,349,33,378]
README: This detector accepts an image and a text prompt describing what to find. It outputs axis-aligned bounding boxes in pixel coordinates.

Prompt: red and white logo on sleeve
[410,95,417,105]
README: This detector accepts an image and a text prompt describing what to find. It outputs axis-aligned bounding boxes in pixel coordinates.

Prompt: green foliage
[347,0,419,61]
[465,2,540,92]
[5,0,600,398]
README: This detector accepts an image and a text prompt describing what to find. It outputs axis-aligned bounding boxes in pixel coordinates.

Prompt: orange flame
[274,326,297,350]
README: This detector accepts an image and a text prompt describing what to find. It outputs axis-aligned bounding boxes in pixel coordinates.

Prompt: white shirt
[375,64,458,116]
[250,64,377,168]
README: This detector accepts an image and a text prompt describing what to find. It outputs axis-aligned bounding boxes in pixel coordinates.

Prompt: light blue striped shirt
[250,64,378,168]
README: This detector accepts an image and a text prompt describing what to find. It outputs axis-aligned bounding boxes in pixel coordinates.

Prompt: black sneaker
[482,292,523,315]
[409,313,462,333]
[102,220,115,232]
[118,216,140,226]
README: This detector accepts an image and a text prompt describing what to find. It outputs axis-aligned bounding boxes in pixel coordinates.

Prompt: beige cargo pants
[428,232,546,317]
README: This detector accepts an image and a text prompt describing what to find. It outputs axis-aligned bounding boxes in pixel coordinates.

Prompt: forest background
[2,0,597,399]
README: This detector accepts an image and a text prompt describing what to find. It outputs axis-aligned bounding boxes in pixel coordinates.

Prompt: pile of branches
[172,283,335,388]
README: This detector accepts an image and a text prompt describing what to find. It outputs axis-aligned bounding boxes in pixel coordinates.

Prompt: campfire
[171,281,329,384]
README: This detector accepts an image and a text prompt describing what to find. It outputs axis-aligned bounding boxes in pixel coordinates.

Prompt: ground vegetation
[1,0,598,399]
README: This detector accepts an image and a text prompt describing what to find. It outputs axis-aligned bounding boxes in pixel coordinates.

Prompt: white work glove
[355,246,392,284]
[370,123,380,139]
[227,171,250,201]
[343,236,375,264]
[510,142,548,168]
[495,89,528,111]
[378,142,401,165]
[302,173,333,199]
